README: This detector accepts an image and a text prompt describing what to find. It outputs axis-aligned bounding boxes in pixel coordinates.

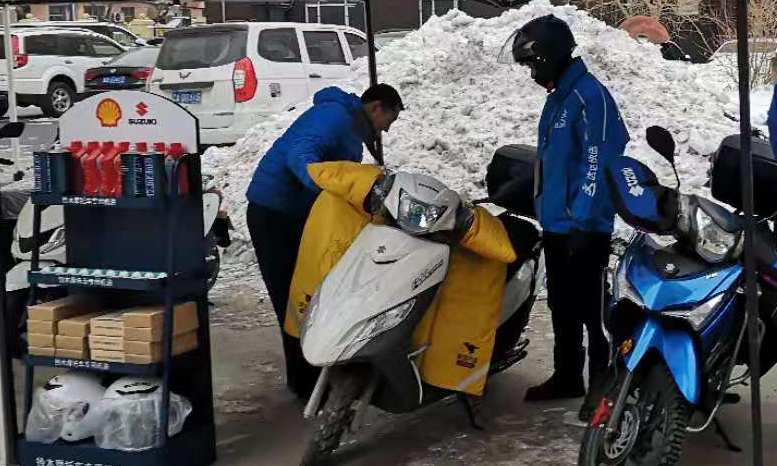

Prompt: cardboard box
[125,336,198,364]
[124,331,197,357]
[90,312,126,337]
[58,311,112,337]
[55,335,89,351]
[29,346,56,357]
[122,302,198,330]
[90,349,125,363]
[27,295,99,321]
[28,334,55,348]
[123,317,198,342]
[56,348,89,360]
[89,335,124,351]
[27,320,57,335]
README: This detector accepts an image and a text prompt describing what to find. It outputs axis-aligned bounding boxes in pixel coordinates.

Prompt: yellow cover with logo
[284,162,514,395]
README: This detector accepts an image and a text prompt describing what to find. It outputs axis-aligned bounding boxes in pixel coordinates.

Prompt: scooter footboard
[624,319,700,404]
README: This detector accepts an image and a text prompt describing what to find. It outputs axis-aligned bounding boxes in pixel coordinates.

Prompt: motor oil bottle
[121,142,148,197]
[81,141,104,196]
[156,142,190,196]
[36,144,71,195]
[98,141,130,197]
[66,141,90,193]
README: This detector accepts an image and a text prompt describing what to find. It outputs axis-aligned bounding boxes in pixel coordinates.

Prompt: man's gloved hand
[363,173,394,216]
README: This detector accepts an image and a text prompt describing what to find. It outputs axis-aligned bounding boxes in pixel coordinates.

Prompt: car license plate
[172,91,202,105]
[102,76,126,85]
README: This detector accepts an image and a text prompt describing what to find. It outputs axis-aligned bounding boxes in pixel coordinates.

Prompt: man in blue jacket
[246,84,404,398]
[499,15,630,420]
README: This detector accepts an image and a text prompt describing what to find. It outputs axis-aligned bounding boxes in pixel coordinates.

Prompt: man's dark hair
[361,84,404,113]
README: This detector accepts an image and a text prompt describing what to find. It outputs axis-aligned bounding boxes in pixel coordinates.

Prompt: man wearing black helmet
[498,15,630,421]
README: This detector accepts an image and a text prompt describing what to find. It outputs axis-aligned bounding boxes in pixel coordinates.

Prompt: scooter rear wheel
[300,368,366,466]
[578,364,690,466]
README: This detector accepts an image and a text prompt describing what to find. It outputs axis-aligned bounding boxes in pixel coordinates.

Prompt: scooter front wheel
[300,368,366,466]
[578,364,690,466]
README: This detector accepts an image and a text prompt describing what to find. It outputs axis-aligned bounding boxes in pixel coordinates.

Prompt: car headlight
[352,299,416,343]
[664,293,724,330]
[614,259,644,307]
[694,208,739,263]
[397,189,447,234]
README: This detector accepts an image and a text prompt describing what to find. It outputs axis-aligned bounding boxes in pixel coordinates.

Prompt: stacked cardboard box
[26,296,100,357]
[90,302,199,364]
[55,311,110,359]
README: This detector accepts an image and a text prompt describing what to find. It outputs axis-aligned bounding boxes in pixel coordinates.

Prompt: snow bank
[204,0,741,264]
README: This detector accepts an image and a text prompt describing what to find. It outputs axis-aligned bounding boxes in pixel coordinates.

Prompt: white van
[147,22,369,145]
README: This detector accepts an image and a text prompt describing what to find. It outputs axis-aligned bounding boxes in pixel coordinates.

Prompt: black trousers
[544,231,611,381]
[246,202,320,397]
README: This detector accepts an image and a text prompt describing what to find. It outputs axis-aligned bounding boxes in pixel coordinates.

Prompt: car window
[90,37,123,57]
[107,47,160,67]
[345,33,368,60]
[258,28,301,63]
[58,35,92,57]
[156,29,247,70]
[25,35,59,56]
[109,27,136,47]
[303,31,347,65]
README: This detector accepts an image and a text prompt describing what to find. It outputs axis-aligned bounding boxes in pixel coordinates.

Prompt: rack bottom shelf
[18,423,216,466]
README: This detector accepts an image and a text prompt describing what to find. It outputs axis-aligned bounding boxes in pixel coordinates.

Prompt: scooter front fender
[624,318,700,404]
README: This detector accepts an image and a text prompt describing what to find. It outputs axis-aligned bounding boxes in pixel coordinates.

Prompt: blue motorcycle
[578,127,777,466]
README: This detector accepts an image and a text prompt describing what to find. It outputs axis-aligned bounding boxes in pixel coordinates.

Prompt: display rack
[7,91,216,466]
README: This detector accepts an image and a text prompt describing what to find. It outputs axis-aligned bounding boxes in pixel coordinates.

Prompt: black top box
[710,134,777,217]
[485,144,538,219]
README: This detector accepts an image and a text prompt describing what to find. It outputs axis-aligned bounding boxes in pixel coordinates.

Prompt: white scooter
[3,175,229,357]
[299,168,544,465]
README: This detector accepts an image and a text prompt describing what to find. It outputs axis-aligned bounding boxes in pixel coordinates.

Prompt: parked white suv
[148,22,369,145]
[0,28,125,117]
[12,21,146,47]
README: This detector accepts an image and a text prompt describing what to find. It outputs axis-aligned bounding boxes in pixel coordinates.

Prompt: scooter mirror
[0,122,25,139]
[646,126,676,167]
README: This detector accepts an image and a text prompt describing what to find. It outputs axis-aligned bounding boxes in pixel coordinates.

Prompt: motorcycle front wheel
[578,364,691,466]
[300,367,367,466]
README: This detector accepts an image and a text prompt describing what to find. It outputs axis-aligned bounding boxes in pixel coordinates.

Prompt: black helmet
[498,15,577,88]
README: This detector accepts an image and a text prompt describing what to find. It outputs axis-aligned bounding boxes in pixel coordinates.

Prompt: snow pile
[204,0,741,264]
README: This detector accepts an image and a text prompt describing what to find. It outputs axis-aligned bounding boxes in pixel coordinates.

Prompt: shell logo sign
[96,98,122,127]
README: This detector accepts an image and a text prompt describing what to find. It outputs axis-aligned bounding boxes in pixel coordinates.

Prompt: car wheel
[42,81,76,118]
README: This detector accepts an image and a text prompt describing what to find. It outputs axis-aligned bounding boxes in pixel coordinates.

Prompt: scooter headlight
[664,293,724,330]
[614,259,644,308]
[397,190,447,234]
[693,208,739,264]
[353,299,416,343]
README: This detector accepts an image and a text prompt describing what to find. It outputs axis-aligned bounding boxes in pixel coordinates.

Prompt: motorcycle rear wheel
[578,364,690,466]
[300,368,366,466]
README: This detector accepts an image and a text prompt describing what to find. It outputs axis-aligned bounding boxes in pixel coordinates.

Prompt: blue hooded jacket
[535,58,631,234]
[246,87,365,218]
[768,84,777,158]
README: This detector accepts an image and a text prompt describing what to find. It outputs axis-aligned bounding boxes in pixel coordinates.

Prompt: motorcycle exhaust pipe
[304,366,331,419]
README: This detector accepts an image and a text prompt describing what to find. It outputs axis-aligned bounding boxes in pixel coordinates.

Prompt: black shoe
[525,373,585,402]
[578,373,608,423]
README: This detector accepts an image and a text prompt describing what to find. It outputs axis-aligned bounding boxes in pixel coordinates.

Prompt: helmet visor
[497,30,521,64]
[497,30,538,66]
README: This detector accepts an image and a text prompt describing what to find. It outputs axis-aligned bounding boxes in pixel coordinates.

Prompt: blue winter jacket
[246,87,365,218]
[535,58,631,234]
[768,84,777,158]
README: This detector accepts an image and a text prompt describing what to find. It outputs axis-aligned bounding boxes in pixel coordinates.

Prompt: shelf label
[62,196,118,207]
[57,276,115,287]
[37,457,116,466]
[53,358,111,371]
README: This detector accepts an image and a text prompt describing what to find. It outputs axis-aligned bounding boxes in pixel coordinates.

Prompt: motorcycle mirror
[646,126,680,188]
[0,122,25,139]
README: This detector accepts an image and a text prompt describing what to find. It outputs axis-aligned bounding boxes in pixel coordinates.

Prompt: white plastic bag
[25,389,67,444]
[93,392,192,451]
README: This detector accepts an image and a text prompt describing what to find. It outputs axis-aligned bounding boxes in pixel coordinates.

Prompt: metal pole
[735,1,763,465]
[221,0,226,22]
[432,0,436,17]
[317,1,321,23]
[3,6,19,171]
[305,3,309,23]
[363,0,383,165]
[454,0,459,10]
[419,0,423,27]
[344,0,349,27]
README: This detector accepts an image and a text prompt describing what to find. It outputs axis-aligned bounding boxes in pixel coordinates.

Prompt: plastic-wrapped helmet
[95,376,192,452]
[25,371,106,443]
[498,15,576,88]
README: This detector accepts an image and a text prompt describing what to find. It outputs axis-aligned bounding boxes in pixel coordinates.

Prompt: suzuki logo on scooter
[622,167,644,197]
